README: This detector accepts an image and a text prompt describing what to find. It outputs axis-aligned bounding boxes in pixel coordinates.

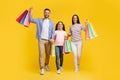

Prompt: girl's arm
[64,35,68,40]
[64,32,68,40]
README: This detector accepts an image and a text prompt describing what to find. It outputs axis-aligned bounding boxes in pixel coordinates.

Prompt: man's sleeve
[29,14,38,23]
[51,21,54,39]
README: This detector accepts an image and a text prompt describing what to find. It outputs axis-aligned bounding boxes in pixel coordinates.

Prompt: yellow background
[0,0,120,80]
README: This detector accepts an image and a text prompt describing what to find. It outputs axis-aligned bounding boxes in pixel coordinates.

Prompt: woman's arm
[68,27,72,37]
[82,19,88,32]
[81,25,86,32]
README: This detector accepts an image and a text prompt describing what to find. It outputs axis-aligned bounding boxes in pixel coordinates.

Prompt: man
[29,7,54,75]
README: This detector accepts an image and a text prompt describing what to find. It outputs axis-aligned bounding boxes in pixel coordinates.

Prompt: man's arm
[29,7,37,23]
[50,21,54,43]
[51,22,54,39]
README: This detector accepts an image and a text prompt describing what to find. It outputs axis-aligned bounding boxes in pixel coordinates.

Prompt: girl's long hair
[55,21,65,31]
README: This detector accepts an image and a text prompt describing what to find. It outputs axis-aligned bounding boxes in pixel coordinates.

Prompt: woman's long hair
[72,14,80,25]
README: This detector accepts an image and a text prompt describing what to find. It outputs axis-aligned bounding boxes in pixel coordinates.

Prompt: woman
[68,14,86,72]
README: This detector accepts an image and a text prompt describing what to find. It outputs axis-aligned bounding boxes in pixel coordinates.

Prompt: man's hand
[49,39,54,44]
[29,7,33,13]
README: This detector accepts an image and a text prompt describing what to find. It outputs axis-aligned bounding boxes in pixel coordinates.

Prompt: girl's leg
[55,46,60,70]
[60,46,63,67]
[77,41,83,70]
[59,46,64,71]
[71,42,78,72]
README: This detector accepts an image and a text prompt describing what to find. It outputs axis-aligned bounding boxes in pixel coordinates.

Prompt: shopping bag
[20,10,28,24]
[51,44,55,57]
[88,22,95,39]
[85,21,90,40]
[64,40,72,53]
[85,20,98,40]
[16,10,28,23]
[23,10,30,27]
[16,9,30,27]
[89,23,98,38]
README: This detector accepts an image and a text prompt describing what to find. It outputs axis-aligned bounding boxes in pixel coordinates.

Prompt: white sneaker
[60,67,63,72]
[75,68,78,72]
[75,66,79,72]
[40,69,44,75]
[45,65,50,71]
[57,69,61,74]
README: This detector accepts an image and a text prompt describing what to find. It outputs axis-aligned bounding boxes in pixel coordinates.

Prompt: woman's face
[58,22,63,30]
[73,16,78,24]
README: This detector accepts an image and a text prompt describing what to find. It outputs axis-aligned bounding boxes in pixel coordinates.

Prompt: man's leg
[45,41,51,71]
[38,39,45,74]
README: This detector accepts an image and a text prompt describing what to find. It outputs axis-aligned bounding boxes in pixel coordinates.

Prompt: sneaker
[75,66,79,72]
[60,67,63,72]
[57,69,61,74]
[45,65,50,71]
[40,69,44,75]
[75,68,78,72]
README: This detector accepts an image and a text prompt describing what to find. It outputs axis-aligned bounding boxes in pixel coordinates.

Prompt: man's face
[44,10,50,18]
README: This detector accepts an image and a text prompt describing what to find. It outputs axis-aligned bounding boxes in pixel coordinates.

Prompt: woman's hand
[68,33,71,36]
[85,19,88,23]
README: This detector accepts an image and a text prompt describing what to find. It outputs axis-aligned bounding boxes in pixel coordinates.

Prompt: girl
[54,21,67,74]
[68,14,86,72]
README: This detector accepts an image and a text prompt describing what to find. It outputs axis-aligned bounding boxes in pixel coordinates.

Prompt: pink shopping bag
[23,10,30,27]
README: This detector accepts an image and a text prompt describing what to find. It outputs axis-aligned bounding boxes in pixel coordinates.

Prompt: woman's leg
[71,42,78,71]
[77,41,83,69]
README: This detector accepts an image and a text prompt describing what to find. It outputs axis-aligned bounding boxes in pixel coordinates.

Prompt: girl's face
[58,22,63,30]
[73,16,78,24]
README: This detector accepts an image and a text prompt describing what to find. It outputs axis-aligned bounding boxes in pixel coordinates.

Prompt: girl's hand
[64,36,68,40]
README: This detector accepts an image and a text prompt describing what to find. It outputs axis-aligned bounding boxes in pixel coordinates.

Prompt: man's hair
[44,8,51,12]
